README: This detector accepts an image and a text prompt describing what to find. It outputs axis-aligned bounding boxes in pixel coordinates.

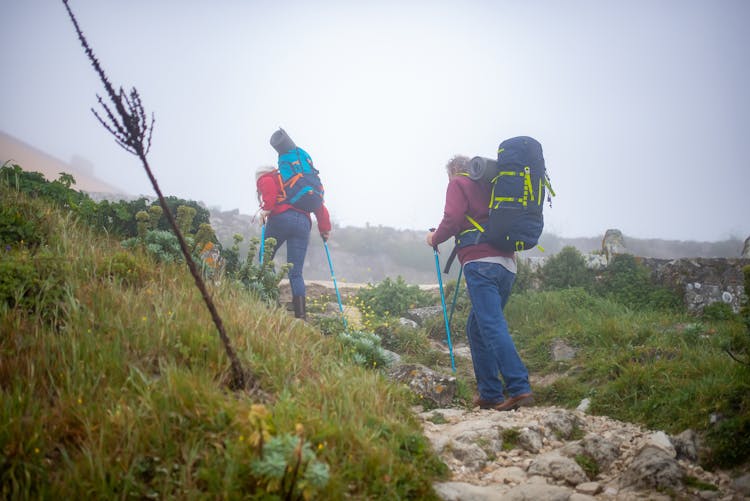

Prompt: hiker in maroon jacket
[426,155,533,411]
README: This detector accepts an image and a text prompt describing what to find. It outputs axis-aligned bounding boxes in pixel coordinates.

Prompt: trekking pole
[448,266,463,327]
[430,229,456,372]
[323,240,348,330]
[259,224,266,265]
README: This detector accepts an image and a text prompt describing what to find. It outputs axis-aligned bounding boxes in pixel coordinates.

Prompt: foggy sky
[1,0,749,242]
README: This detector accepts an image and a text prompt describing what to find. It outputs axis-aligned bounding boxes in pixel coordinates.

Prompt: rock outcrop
[602,229,628,263]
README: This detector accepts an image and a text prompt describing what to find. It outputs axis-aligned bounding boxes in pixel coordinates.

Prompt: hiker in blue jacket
[426,155,533,412]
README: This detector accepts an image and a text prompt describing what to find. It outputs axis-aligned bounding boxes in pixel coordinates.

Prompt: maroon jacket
[432,175,514,265]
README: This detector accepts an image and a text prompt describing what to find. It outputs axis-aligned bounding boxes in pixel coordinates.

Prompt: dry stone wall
[638,257,749,314]
[602,227,749,314]
[523,229,750,315]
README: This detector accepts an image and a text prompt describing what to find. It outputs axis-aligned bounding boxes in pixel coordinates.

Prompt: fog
[1,0,748,241]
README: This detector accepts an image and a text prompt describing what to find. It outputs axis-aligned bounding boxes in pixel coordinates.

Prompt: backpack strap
[444,245,459,274]
[444,215,489,274]
[465,215,485,233]
[283,172,304,189]
[276,172,288,204]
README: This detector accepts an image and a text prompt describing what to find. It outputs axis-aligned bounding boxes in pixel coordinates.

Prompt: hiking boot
[491,393,534,412]
[292,295,306,321]
[474,393,534,411]
[474,397,502,410]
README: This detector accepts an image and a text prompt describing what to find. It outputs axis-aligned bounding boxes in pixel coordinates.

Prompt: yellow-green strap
[465,215,485,233]
[523,166,534,204]
[545,175,556,197]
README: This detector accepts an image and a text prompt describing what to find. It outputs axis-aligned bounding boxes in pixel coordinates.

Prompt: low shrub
[355,276,433,318]
[337,330,391,369]
[97,250,152,287]
[593,254,681,311]
[539,246,593,290]
[0,249,70,324]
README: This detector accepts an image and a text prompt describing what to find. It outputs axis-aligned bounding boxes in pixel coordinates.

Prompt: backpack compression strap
[489,167,535,209]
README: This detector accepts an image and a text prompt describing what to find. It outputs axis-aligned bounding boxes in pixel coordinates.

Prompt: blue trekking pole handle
[430,229,456,372]
[259,224,266,265]
[324,241,348,330]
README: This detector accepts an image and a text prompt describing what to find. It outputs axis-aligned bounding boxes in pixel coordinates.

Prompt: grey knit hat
[270,128,296,155]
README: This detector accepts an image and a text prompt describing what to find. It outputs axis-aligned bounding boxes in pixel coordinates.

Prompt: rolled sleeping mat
[270,128,297,155]
[468,156,499,182]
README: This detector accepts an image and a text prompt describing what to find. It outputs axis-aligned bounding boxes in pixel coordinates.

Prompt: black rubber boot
[292,295,306,320]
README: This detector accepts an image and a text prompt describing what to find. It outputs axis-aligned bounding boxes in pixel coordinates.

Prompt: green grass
[0,188,446,499]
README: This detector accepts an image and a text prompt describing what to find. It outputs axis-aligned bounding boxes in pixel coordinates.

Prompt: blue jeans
[463,261,531,403]
[265,210,311,297]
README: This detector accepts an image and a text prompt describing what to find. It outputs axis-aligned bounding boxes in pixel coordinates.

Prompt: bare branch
[61,0,253,391]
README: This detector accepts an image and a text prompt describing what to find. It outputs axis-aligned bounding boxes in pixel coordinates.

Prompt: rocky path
[417,404,747,500]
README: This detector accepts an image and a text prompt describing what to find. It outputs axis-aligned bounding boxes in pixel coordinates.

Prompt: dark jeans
[265,210,311,297]
[463,261,531,403]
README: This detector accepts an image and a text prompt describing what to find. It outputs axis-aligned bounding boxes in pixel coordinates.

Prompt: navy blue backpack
[452,136,554,267]
[484,136,553,252]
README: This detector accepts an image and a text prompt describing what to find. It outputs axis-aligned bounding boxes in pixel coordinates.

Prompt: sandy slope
[1,130,125,195]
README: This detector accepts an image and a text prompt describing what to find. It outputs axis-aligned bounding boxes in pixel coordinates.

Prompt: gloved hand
[259,210,271,224]
[425,231,435,248]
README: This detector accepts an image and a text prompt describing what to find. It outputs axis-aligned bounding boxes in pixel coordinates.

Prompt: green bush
[1,162,85,209]
[122,230,184,263]
[374,321,431,356]
[540,246,592,290]
[594,254,680,311]
[0,250,70,324]
[98,251,151,287]
[0,204,48,250]
[1,163,217,243]
[355,276,433,318]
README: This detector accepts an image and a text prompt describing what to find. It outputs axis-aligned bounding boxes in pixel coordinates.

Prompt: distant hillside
[0,130,125,195]
[207,207,748,284]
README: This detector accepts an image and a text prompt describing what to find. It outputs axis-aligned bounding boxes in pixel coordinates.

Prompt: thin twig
[724,349,750,366]
[61,0,252,391]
